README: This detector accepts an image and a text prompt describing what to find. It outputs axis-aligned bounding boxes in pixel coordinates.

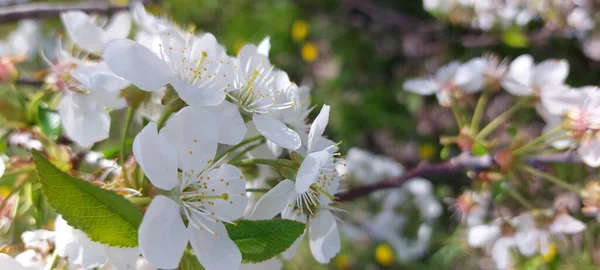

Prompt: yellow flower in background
[418,143,437,161]
[375,243,395,267]
[301,42,318,63]
[234,39,246,55]
[292,20,309,42]
[542,243,557,262]
[110,0,129,5]
[334,254,351,270]
[0,186,10,199]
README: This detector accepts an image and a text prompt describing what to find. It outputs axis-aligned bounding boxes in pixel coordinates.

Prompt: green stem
[450,103,464,128]
[521,165,580,193]
[476,97,530,140]
[120,106,137,184]
[44,248,59,270]
[214,135,263,162]
[228,139,266,163]
[128,197,151,206]
[245,188,270,193]
[506,187,536,210]
[156,107,174,130]
[135,164,146,193]
[512,125,564,155]
[470,92,489,134]
[230,158,282,167]
[0,166,36,181]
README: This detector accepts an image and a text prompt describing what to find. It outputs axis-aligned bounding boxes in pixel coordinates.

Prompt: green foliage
[32,150,142,247]
[36,105,61,139]
[226,219,305,263]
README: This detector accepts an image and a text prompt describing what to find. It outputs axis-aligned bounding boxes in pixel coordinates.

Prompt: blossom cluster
[403,51,600,268]
[425,0,595,33]
[0,2,348,270]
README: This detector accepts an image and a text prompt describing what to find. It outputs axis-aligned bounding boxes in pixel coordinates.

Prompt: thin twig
[335,151,582,201]
[0,0,147,24]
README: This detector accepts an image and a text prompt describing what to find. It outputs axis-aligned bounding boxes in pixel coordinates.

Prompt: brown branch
[335,152,582,201]
[0,0,147,24]
[15,78,44,86]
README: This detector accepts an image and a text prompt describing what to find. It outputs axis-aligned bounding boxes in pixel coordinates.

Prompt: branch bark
[0,0,147,24]
[335,152,581,201]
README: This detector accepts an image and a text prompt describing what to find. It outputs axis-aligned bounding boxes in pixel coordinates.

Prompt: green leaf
[471,142,488,156]
[226,219,305,263]
[502,29,529,48]
[37,104,61,139]
[32,150,142,247]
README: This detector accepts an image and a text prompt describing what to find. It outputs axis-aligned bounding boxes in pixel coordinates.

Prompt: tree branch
[335,152,581,201]
[0,0,147,24]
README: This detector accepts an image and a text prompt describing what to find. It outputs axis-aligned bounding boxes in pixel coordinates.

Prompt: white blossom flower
[133,106,247,269]
[104,24,247,145]
[403,59,485,106]
[104,24,233,107]
[55,216,140,269]
[228,41,302,150]
[0,20,40,58]
[513,211,586,257]
[60,10,131,54]
[501,54,578,114]
[467,221,518,270]
[0,253,36,270]
[21,230,54,254]
[539,86,600,166]
[249,105,344,263]
[346,147,404,185]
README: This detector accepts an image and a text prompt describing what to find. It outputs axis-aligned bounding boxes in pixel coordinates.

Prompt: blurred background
[2,0,600,269]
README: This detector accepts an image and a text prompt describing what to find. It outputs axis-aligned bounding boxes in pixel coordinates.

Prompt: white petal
[514,229,540,256]
[403,77,439,95]
[0,159,4,179]
[491,237,515,270]
[70,64,129,109]
[206,101,246,145]
[131,2,158,33]
[466,224,500,247]
[203,164,248,221]
[249,179,296,220]
[307,105,330,153]
[501,54,534,95]
[0,253,26,270]
[534,59,569,87]
[257,36,271,56]
[159,107,219,172]
[58,93,110,148]
[309,210,340,264]
[139,196,188,269]
[60,11,107,54]
[282,213,306,260]
[454,57,486,93]
[103,39,172,91]
[296,150,330,194]
[170,78,226,107]
[253,114,301,150]
[540,85,584,115]
[104,247,139,270]
[578,137,600,167]
[188,217,241,270]
[434,61,460,84]
[133,122,178,190]
[549,213,586,234]
[104,11,132,41]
